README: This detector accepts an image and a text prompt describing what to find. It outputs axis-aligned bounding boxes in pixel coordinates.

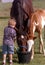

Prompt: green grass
[0,0,45,65]
[0,2,12,17]
[33,0,45,9]
[0,19,8,45]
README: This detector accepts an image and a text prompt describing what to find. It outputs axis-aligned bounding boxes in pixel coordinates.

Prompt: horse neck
[28,22,34,39]
[23,0,34,18]
[28,13,37,39]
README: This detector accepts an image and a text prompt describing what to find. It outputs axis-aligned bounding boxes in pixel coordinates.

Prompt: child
[2,18,16,65]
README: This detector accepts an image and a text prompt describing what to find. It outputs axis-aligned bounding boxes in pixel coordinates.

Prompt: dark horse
[10,0,34,54]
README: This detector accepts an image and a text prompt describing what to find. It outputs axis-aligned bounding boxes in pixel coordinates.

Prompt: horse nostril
[21,35,24,39]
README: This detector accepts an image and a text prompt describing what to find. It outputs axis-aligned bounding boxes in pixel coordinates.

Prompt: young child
[2,18,16,65]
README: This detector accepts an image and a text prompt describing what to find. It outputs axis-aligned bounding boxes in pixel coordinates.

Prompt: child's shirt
[3,26,16,46]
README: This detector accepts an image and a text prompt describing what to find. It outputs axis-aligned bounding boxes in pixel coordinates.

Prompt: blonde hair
[8,18,16,27]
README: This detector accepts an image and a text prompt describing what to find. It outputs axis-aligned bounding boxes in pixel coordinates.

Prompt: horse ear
[33,36,37,40]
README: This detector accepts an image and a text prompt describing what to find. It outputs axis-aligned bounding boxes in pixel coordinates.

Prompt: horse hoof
[44,49,45,56]
[39,51,43,54]
[31,56,34,60]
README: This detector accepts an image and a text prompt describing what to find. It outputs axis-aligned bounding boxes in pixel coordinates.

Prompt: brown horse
[27,9,45,59]
[10,0,34,53]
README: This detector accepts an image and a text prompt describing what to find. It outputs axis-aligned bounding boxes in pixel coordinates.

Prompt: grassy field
[0,3,11,17]
[0,0,45,65]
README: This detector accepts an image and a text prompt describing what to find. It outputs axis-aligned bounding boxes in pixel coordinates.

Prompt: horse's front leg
[31,44,34,60]
[39,33,44,53]
[27,39,34,60]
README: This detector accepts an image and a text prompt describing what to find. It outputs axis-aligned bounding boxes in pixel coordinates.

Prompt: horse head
[10,0,34,53]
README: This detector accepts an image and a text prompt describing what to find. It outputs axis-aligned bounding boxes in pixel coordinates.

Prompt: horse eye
[21,35,24,39]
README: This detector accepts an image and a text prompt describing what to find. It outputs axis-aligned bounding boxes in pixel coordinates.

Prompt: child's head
[8,18,16,28]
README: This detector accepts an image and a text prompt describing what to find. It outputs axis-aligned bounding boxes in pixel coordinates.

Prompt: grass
[33,0,45,9]
[0,0,45,65]
[0,2,12,17]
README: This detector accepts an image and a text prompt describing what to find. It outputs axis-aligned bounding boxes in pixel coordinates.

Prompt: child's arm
[11,29,16,42]
[13,36,16,42]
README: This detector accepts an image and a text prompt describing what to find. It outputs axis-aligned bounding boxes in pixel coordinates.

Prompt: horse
[10,0,34,54]
[27,9,45,59]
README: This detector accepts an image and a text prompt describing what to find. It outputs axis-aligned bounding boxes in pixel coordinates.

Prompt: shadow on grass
[13,53,19,63]
[35,52,40,54]
[0,51,2,60]
[0,46,2,59]
[12,48,19,63]
[0,46,2,65]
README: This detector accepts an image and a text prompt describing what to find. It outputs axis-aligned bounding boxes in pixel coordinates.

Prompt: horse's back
[31,9,45,27]
[28,9,45,34]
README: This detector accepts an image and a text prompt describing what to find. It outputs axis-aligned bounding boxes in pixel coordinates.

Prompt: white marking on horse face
[41,16,45,28]
[21,35,24,39]
[27,40,34,52]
